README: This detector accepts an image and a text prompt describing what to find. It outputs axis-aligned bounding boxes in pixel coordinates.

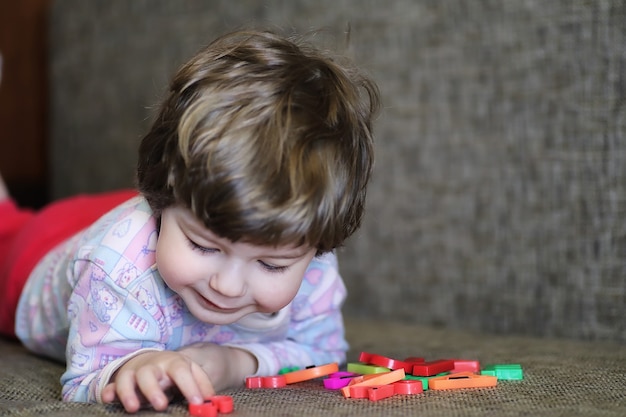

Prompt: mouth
[194,291,242,314]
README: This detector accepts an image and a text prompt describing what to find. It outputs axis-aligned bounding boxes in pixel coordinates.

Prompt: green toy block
[481,364,523,380]
[278,366,301,375]
[404,372,450,390]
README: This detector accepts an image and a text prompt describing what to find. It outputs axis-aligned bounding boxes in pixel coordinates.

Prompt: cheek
[155,237,194,289]
[155,241,176,287]
[254,270,306,311]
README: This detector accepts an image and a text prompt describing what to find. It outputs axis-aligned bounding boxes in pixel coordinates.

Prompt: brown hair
[137,30,380,253]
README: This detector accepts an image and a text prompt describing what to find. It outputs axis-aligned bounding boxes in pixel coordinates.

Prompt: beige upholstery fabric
[2,317,624,416]
[48,0,626,343]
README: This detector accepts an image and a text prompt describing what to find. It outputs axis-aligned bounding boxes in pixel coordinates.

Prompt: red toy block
[245,376,263,389]
[412,359,455,376]
[368,384,396,401]
[209,395,234,413]
[245,375,287,389]
[358,352,373,363]
[361,352,414,373]
[393,380,424,395]
[189,401,217,417]
[261,375,287,388]
[348,385,372,399]
[451,359,480,373]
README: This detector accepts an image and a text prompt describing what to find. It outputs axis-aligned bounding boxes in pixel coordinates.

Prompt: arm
[61,260,214,411]
[101,339,257,413]
[105,253,346,411]
[145,252,347,392]
[99,349,217,412]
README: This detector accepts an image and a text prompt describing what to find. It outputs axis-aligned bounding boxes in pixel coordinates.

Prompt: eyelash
[258,261,290,274]
[187,238,217,254]
[187,238,290,273]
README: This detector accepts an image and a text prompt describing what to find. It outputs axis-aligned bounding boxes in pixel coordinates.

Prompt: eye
[258,260,290,273]
[187,238,218,254]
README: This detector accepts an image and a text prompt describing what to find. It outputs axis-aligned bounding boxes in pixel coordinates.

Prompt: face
[156,206,317,325]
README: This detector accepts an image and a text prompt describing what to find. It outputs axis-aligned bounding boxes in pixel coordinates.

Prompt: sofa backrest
[49,0,626,343]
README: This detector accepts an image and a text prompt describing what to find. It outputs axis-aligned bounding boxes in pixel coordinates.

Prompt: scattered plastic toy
[188,395,233,417]
[429,372,497,390]
[242,352,524,403]
[481,364,524,380]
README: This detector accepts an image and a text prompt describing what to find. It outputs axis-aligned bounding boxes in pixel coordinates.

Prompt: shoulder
[71,196,160,284]
[286,251,344,306]
[78,196,156,248]
[291,251,346,315]
[301,251,341,288]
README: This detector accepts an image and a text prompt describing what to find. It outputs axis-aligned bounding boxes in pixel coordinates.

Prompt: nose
[208,260,246,298]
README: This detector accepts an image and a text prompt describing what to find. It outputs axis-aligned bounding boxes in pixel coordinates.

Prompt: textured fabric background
[49,1,626,342]
[2,318,625,417]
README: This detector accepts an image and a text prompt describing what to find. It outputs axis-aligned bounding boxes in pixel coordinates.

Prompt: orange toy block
[341,369,405,398]
[429,372,497,390]
[283,363,339,384]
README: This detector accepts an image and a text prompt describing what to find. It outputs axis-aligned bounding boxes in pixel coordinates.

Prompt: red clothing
[0,190,138,337]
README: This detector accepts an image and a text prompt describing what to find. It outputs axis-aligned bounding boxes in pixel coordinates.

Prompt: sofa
[2,0,625,416]
[2,318,625,416]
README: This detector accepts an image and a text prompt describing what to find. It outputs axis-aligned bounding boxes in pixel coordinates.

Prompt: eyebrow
[178,211,312,260]
[262,250,311,260]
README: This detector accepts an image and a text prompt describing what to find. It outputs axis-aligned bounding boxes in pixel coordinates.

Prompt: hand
[101,350,214,413]
[177,343,258,392]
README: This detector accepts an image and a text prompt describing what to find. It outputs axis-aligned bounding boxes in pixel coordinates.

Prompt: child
[0,30,379,413]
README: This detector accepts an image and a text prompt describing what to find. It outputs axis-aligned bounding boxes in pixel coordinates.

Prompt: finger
[135,366,171,411]
[114,370,142,413]
[191,363,216,401]
[101,382,117,403]
[167,362,208,405]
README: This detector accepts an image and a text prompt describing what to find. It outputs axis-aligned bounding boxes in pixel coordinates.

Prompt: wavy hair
[137,30,380,253]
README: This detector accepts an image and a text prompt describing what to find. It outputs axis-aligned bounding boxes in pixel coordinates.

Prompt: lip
[194,291,242,313]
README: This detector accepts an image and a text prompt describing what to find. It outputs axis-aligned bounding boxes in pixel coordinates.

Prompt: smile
[195,291,242,313]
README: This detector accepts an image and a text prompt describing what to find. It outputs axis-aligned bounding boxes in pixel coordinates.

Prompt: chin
[192,307,254,325]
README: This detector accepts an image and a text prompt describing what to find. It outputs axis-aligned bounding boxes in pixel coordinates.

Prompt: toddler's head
[138,30,380,253]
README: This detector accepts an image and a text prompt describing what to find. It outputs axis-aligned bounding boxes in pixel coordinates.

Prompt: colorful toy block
[323,372,359,390]
[244,351,522,406]
[367,384,396,401]
[188,396,234,417]
[209,396,234,413]
[403,372,450,390]
[451,359,481,373]
[347,362,390,374]
[392,380,424,395]
[404,357,426,364]
[278,366,301,374]
[282,363,339,384]
[341,369,405,398]
[189,401,217,417]
[358,352,415,373]
[412,359,455,376]
[245,375,287,389]
[429,372,497,390]
[481,364,523,380]
[349,379,424,401]
[348,385,373,399]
